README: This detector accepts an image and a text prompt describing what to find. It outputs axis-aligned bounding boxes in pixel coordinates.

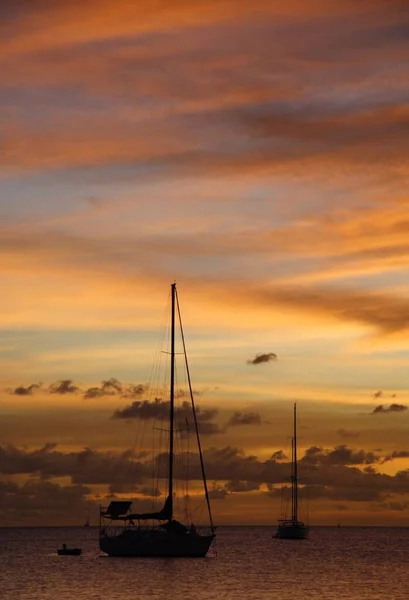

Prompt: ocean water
[0,526,407,600]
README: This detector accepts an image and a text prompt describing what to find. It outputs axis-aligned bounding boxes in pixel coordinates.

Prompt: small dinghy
[57,544,82,556]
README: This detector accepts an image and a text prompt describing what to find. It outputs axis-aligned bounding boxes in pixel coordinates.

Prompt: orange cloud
[1,0,408,181]
[1,193,409,335]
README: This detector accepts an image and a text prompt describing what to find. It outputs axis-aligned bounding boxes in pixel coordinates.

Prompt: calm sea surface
[0,526,408,600]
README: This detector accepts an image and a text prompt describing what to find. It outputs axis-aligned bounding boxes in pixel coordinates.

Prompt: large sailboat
[275,403,309,540]
[99,283,216,557]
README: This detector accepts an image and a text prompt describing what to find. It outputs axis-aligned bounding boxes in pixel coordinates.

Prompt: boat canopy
[126,495,172,522]
[102,500,132,518]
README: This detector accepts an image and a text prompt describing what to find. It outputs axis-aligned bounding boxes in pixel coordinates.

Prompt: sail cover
[127,495,172,521]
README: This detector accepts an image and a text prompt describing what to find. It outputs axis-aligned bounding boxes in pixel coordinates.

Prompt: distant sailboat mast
[292,402,298,525]
[275,401,308,539]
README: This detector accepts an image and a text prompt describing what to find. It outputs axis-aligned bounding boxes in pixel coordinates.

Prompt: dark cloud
[383,450,409,463]
[193,421,224,436]
[7,377,148,399]
[121,383,147,399]
[0,479,92,526]
[298,484,386,503]
[83,386,107,399]
[225,480,260,493]
[201,446,266,483]
[85,379,147,399]
[201,446,409,502]
[48,379,80,394]
[207,484,229,500]
[6,382,42,396]
[267,462,409,503]
[137,485,162,498]
[0,476,159,526]
[112,398,170,420]
[301,445,381,466]
[271,450,287,461]
[247,352,277,365]
[108,481,143,495]
[336,428,360,439]
[227,411,263,427]
[179,401,224,435]
[0,443,150,490]
[193,386,219,396]
[371,403,408,414]
[3,441,409,515]
[101,377,122,393]
[105,482,162,497]
[112,398,224,435]
[84,377,132,399]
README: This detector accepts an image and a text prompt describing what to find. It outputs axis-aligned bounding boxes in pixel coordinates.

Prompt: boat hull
[275,523,309,540]
[99,530,215,557]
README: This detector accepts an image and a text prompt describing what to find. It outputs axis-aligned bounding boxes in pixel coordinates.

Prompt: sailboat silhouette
[275,403,309,540]
[99,283,215,557]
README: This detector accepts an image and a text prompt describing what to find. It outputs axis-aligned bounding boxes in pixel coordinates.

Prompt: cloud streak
[1,0,408,183]
[1,198,409,335]
[112,398,169,421]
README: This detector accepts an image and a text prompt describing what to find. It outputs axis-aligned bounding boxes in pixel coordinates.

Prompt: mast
[292,402,298,524]
[168,282,176,521]
[176,288,215,534]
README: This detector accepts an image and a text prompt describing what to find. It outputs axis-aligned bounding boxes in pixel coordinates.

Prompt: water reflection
[0,526,408,600]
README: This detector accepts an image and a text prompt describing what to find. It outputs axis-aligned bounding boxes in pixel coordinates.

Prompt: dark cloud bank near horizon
[2,440,409,524]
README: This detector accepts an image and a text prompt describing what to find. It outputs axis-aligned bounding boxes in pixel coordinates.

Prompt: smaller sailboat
[84,516,90,527]
[275,403,308,540]
[57,544,82,556]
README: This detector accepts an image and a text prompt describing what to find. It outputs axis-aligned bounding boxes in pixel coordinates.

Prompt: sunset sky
[1,0,409,527]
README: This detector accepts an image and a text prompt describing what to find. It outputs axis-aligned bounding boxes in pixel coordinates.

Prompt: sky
[1,0,409,526]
